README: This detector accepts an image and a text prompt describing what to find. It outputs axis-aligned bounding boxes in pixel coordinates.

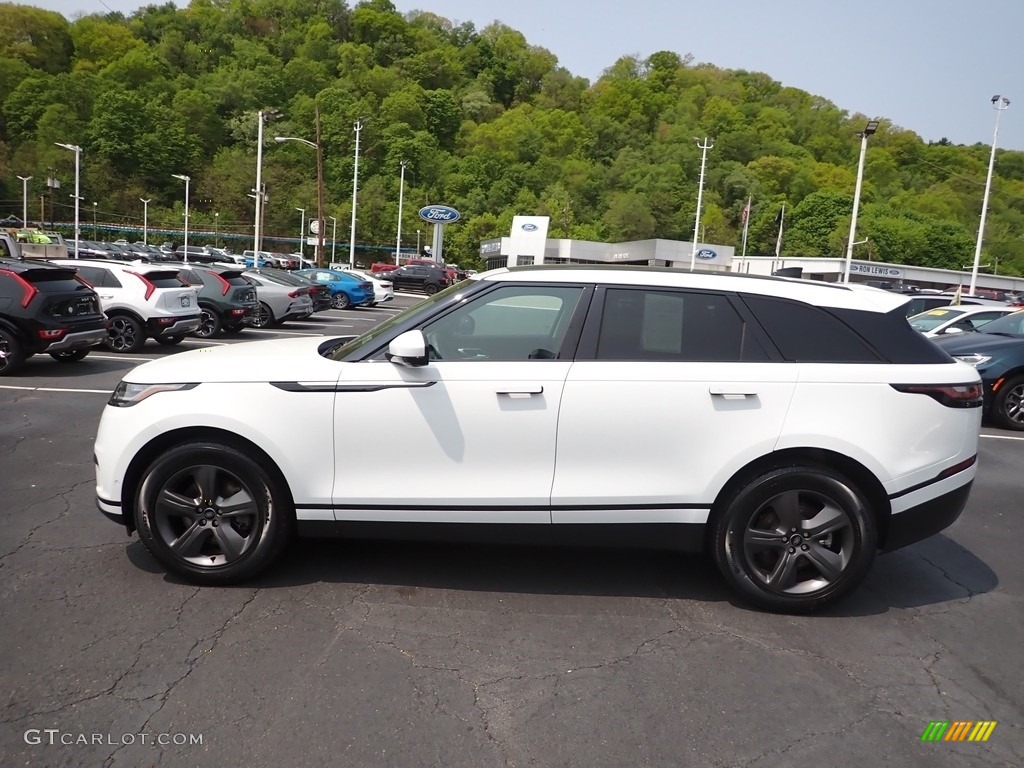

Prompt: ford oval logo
[696,248,717,260]
[521,223,538,231]
[418,205,461,224]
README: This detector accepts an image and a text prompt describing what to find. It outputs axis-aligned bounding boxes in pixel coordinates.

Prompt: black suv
[0,258,108,375]
[376,264,450,295]
[167,262,258,337]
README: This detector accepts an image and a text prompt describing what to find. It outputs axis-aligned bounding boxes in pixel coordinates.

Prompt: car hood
[125,336,345,384]
[932,332,1024,354]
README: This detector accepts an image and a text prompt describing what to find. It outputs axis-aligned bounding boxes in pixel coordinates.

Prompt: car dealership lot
[1,296,1022,767]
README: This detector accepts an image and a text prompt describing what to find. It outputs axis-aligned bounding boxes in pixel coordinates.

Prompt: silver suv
[51,259,200,352]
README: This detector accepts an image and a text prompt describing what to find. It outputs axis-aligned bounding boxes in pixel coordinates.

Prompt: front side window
[423,284,584,361]
[595,288,754,361]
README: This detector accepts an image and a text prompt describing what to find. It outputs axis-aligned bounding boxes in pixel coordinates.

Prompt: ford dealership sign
[696,248,717,260]
[521,222,538,231]
[418,205,461,224]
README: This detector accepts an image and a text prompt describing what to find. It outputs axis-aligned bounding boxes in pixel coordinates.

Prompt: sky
[28,0,1024,151]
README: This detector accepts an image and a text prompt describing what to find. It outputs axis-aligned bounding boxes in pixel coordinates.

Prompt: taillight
[288,290,300,298]
[127,270,156,300]
[37,328,69,341]
[205,270,232,296]
[0,269,39,308]
[891,383,983,408]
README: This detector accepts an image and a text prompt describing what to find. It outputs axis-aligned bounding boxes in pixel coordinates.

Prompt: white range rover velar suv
[93,267,983,612]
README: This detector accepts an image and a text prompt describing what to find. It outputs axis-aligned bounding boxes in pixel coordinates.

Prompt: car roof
[473,266,910,314]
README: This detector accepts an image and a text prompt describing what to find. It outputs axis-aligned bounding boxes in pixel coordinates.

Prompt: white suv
[52,259,200,352]
[92,267,982,611]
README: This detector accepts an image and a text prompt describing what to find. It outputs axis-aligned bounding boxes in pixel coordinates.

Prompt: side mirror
[386,330,429,367]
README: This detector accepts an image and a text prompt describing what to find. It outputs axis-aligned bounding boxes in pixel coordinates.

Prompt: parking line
[0,384,111,394]
[981,434,1024,441]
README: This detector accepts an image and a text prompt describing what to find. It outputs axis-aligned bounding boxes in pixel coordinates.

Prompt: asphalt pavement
[1,296,1021,767]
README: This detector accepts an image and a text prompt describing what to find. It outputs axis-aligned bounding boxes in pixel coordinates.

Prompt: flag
[774,203,786,259]
[740,199,751,224]
[951,285,962,305]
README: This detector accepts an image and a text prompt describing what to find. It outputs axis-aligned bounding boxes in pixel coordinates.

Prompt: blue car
[295,268,374,309]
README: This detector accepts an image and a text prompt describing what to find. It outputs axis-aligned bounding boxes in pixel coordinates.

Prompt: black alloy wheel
[712,466,876,613]
[250,302,275,328]
[195,307,222,338]
[0,329,25,375]
[105,314,146,353]
[134,442,292,584]
[424,283,439,296]
[992,375,1024,431]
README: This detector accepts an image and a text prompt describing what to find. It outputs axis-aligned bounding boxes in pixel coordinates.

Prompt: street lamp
[92,201,98,239]
[295,207,305,257]
[275,122,325,266]
[350,117,366,268]
[843,119,879,283]
[54,142,81,258]
[395,160,408,265]
[16,175,32,226]
[140,198,151,244]
[970,96,1010,296]
[254,109,282,254]
[416,229,421,254]
[214,212,219,248]
[172,173,190,262]
[690,137,714,271]
[329,215,337,264]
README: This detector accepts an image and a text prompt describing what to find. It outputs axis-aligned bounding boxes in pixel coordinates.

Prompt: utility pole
[690,137,714,271]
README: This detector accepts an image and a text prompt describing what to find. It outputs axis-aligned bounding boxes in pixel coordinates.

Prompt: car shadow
[128,531,998,617]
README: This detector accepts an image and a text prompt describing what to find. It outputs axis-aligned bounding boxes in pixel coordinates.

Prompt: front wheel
[331,292,351,309]
[0,329,26,376]
[424,284,439,296]
[991,375,1024,431]
[711,466,876,613]
[50,348,90,362]
[134,442,293,584]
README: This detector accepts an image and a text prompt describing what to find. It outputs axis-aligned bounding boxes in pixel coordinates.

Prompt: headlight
[108,381,198,407]
[952,354,992,367]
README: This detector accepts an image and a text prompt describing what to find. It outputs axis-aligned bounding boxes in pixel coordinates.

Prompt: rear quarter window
[741,295,882,363]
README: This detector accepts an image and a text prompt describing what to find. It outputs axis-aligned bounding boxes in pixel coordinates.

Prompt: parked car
[294,268,374,308]
[241,271,314,327]
[165,262,258,338]
[908,305,1017,338]
[49,259,200,352]
[173,245,219,264]
[242,250,274,268]
[932,309,1024,430]
[374,264,450,295]
[93,267,982,613]
[0,256,108,374]
[900,293,1007,317]
[343,268,394,306]
[246,266,331,312]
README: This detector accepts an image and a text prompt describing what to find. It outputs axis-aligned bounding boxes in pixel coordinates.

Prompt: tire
[331,292,351,309]
[195,307,222,339]
[105,314,146,353]
[0,329,26,376]
[711,465,877,613]
[155,335,184,346]
[134,441,293,585]
[50,348,90,362]
[991,375,1024,431]
[424,283,439,296]
[250,302,275,328]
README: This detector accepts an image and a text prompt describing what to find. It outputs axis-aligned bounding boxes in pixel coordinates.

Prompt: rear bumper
[882,481,972,551]
[148,314,201,337]
[45,326,107,352]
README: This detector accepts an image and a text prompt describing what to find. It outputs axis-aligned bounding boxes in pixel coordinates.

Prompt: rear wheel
[991,375,1024,430]
[155,335,184,346]
[711,465,876,613]
[134,442,293,584]
[105,315,146,353]
[0,329,26,376]
[50,348,90,362]
[195,307,222,339]
[331,292,351,309]
[250,302,275,328]
[424,283,439,296]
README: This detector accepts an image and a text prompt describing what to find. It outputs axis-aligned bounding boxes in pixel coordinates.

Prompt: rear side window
[74,266,122,288]
[742,295,881,362]
[596,288,762,361]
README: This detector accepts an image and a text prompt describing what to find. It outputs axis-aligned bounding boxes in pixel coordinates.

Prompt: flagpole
[739,195,752,272]
[773,203,786,273]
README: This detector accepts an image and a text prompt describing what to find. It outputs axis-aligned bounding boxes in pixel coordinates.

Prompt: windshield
[323,278,482,360]
[909,308,968,332]
[972,309,1024,336]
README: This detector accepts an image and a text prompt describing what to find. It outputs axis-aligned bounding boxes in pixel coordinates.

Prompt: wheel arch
[120,426,296,535]
[104,307,146,326]
[706,447,891,551]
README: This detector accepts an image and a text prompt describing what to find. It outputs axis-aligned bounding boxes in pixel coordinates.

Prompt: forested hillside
[2,0,1022,272]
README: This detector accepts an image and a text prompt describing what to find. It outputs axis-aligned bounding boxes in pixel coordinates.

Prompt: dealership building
[479,216,1024,295]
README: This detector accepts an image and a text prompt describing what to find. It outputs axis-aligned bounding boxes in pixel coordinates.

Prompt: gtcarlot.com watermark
[25,729,203,746]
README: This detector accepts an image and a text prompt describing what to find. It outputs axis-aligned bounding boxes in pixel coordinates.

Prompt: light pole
[214,212,219,248]
[970,95,1010,296]
[329,215,337,264]
[54,143,81,258]
[690,137,714,271]
[140,198,151,244]
[92,201,98,239]
[349,117,365,268]
[295,207,305,256]
[172,173,190,262]
[416,229,421,254]
[253,109,281,255]
[275,130,324,265]
[395,160,408,265]
[16,175,32,226]
[843,120,879,283]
